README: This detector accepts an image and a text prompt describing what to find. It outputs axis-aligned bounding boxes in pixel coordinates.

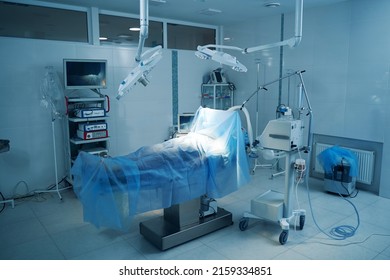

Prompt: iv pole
[36,66,71,200]
[241,70,312,151]
[251,60,274,173]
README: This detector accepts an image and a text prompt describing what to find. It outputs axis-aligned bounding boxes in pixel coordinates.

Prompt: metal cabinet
[64,95,110,184]
[201,83,234,110]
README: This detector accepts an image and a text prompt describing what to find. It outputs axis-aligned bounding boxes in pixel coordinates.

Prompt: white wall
[223,0,390,198]
[0,37,216,198]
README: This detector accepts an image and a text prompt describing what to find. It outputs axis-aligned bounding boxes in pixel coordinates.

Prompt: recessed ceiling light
[129,27,141,31]
[199,8,222,16]
[99,37,108,41]
[264,2,280,8]
[150,0,167,6]
[118,34,133,38]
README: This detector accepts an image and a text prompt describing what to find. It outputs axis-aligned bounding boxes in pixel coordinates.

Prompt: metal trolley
[238,70,313,245]
[239,148,307,245]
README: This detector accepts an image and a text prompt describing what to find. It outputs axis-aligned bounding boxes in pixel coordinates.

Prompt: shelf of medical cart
[70,137,110,145]
[64,94,110,186]
[66,97,106,103]
[201,83,234,110]
[68,116,108,123]
[79,147,108,155]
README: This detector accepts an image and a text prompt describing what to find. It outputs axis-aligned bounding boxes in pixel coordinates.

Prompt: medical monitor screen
[64,59,107,89]
[178,113,195,133]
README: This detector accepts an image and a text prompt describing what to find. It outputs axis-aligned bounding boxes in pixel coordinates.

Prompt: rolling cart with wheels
[239,150,306,244]
[237,70,313,245]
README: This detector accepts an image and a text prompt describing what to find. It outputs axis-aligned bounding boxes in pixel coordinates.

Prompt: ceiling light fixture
[199,8,222,16]
[150,0,167,5]
[263,2,281,8]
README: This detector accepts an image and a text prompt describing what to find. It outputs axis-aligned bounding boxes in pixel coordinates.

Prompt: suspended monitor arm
[195,0,303,72]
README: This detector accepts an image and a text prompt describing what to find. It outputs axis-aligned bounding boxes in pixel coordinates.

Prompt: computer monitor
[63,59,107,90]
[178,113,195,133]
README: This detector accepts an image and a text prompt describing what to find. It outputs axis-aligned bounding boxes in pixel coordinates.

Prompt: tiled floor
[1,168,390,260]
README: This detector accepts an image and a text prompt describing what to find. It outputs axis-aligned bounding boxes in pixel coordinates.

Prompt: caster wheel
[239,218,249,231]
[279,230,289,245]
[299,215,305,230]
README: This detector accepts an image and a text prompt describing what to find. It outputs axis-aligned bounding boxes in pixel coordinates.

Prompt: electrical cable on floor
[12,180,30,199]
[305,176,360,240]
[310,233,390,247]
[7,177,70,204]
[304,147,389,246]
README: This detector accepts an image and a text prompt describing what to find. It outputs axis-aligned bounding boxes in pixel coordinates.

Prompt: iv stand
[35,110,71,200]
[35,66,71,200]
[241,70,312,154]
[251,60,274,174]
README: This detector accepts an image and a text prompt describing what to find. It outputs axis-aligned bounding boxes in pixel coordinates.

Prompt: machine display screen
[64,59,107,90]
[178,113,195,133]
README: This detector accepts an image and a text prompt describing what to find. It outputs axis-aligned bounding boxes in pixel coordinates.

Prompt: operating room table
[71,106,251,250]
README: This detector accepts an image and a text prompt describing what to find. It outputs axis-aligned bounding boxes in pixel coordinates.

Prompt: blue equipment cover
[71,107,250,230]
[317,145,358,177]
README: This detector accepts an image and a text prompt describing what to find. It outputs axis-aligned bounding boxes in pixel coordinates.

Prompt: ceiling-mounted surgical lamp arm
[135,0,149,62]
[195,45,248,72]
[195,0,303,71]
[244,0,303,53]
[117,45,162,100]
[117,0,163,100]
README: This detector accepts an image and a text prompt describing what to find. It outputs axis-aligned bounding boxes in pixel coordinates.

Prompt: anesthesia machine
[239,70,313,245]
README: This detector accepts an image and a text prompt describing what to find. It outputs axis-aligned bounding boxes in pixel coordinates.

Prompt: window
[0,1,88,42]
[0,1,217,49]
[167,23,216,50]
[99,14,163,47]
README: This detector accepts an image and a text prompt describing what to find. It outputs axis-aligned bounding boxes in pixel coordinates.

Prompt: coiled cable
[305,174,360,240]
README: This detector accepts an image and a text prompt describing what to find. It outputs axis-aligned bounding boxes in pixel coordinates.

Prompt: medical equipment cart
[64,95,110,185]
[239,116,307,244]
[237,70,313,245]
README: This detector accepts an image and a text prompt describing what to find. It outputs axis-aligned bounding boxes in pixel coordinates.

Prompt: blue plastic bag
[317,145,358,177]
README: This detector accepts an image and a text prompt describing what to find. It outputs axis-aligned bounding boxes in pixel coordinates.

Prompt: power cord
[0,177,70,213]
[305,175,360,240]
[308,233,390,247]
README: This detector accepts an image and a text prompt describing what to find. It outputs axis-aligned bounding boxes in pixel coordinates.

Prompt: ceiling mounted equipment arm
[195,0,303,72]
[135,0,149,62]
[117,0,163,100]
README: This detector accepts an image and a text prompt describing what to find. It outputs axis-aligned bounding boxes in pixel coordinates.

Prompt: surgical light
[117,45,162,100]
[117,0,162,100]
[195,46,247,72]
[195,0,303,72]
